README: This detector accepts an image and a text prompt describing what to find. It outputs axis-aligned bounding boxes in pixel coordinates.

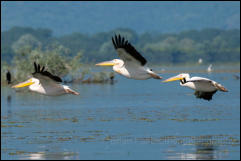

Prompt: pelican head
[163,73,190,83]
[12,78,39,88]
[95,59,124,67]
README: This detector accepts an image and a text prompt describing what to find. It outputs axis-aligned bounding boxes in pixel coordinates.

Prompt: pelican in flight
[163,73,228,101]
[96,35,162,80]
[12,62,79,96]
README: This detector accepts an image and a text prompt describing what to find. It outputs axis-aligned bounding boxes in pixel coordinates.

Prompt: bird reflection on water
[20,151,79,160]
[193,139,217,160]
[7,95,12,118]
[167,136,222,160]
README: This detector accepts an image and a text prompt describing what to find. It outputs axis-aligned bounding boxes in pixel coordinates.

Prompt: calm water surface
[1,72,240,160]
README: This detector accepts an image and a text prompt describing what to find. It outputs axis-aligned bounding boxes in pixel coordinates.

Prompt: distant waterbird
[6,70,11,84]
[163,73,228,101]
[207,64,212,73]
[12,62,79,96]
[233,74,240,80]
[96,34,162,80]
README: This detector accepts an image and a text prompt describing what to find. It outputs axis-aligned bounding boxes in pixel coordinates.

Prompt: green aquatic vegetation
[1,124,24,128]
[1,132,13,135]
[71,117,78,122]
[115,117,124,121]
[168,118,187,122]
[228,137,240,144]
[8,151,28,155]
[87,117,95,121]
[57,137,72,141]
[138,117,153,122]
[17,137,28,140]
[6,121,31,124]
[1,45,115,85]
[104,136,112,141]
[136,137,153,142]
[39,136,53,139]
[168,118,221,122]
[86,130,103,133]
[42,118,69,121]
[100,118,112,122]
[79,136,96,142]
[86,130,104,137]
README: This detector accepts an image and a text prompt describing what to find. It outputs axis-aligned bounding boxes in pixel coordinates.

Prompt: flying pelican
[163,73,228,101]
[12,62,79,96]
[96,35,162,80]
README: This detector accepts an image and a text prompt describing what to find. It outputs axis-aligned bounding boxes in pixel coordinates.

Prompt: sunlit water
[1,71,240,160]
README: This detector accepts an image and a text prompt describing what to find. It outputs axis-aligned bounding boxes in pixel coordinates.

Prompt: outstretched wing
[187,77,212,83]
[32,62,62,83]
[194,90,217,101]
[187,77,228,92]
[112,34,147,66]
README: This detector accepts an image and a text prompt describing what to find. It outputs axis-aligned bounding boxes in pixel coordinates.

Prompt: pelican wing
[194,90,217,101]
[33,73,62,86]
[187,77,228,92]
[32,72,66,95]
[32,62,62,83]
[187,77,212,83]
[112,35,147,66]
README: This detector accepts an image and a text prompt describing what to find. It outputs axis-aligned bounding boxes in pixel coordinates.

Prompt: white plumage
[12,62,79,96]
[163,73,228,100]
[96,35,162,80]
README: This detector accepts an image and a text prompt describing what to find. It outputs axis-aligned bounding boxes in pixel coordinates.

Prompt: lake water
[1,71,240,160]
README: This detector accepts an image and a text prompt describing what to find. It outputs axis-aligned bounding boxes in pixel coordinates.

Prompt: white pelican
[163,73,228,101]
[12,62,79,96]
[96,34,162,80]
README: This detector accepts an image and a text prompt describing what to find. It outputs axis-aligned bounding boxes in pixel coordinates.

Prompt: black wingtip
[112,37,117,49]
[41,66,45,72]
[32,62,62,82]
[111,34,147,66]
[37,64,40,72]
[34,62,37,73]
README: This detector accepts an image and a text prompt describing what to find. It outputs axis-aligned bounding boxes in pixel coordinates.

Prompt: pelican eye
[150,69,153,71]
[180,78,186,84]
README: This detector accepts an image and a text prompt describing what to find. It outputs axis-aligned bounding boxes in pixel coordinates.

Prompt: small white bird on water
[12,62,79,96]
[163,73,228,101]
[96,34,162,80]
[207,64,212,73]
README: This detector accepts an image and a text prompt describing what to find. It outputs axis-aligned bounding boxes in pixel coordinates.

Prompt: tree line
[2,26,240,65]
[1,26,240,83]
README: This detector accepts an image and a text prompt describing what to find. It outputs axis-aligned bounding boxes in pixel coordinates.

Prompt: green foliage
[11,45,82,81]
[1,61,10,84]
[1,26,240,84]
[1,26,240,66]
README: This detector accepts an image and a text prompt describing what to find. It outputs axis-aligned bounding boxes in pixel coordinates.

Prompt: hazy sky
[2,1,240,35]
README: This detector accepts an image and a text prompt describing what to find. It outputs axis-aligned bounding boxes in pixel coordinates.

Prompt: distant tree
[1,26,240,65]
